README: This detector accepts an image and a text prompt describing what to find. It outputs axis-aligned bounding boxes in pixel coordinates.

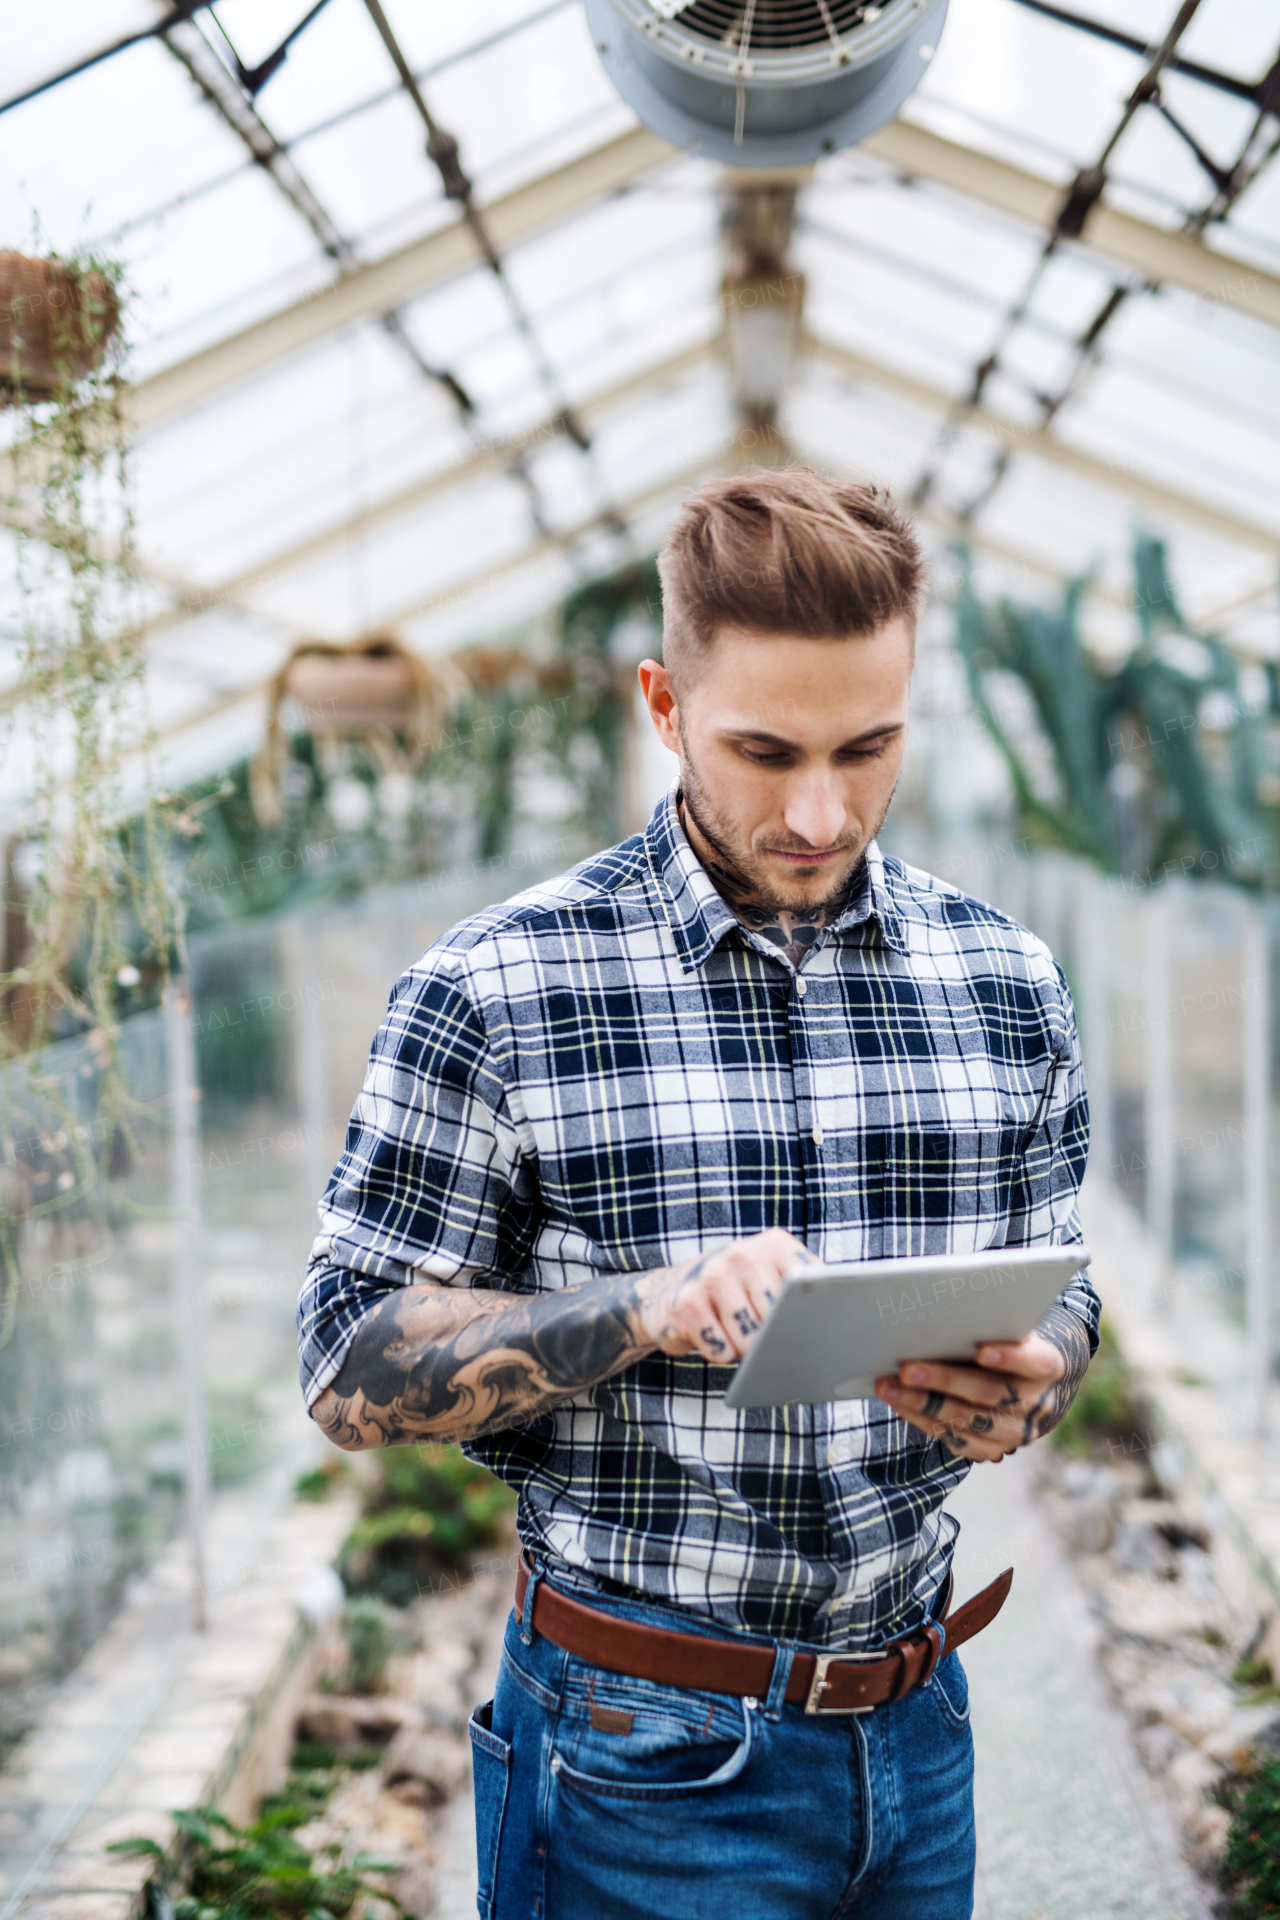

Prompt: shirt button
[796,976,807,997]
[812,1125,825,1145]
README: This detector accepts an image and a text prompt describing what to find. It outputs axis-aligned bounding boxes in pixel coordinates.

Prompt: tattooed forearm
[1022,1302,1092,1441]
[310,1251,728,1451]
[312,1272,649,1450]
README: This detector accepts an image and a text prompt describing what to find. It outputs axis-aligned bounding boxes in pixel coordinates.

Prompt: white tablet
[723,1245,1090,1409]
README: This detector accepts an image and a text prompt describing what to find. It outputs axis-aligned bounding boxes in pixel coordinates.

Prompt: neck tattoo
[678,795,859,970]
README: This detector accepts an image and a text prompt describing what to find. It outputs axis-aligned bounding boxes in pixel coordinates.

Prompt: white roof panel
[0,0,1274,798]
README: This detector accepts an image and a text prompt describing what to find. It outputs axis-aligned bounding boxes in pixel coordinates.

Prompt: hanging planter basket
[251,635,467,826]
[0,251,119,403]
[282,644,421,729]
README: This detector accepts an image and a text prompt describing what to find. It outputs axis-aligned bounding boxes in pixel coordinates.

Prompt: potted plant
[250,634,466,826]
[1,249,118,401]
[1,246,175,1121]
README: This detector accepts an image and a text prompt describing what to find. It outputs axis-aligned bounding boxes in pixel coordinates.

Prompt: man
[299,467,1097,1919]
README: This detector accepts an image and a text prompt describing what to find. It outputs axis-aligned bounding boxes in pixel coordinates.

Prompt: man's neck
[677,794,861,971]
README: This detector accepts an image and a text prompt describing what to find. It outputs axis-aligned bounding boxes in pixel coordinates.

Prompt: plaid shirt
[299,788,1097,1650]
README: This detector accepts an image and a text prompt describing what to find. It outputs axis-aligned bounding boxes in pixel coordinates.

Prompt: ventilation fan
[584,0,949,167]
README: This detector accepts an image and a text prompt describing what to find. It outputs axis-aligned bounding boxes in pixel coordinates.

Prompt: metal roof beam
[135,337,715,643]
[860,119,1280,331]
[233,339,711,588]
[805,332,1280,554]
[124,115,1280,440]
[131,124,676,432]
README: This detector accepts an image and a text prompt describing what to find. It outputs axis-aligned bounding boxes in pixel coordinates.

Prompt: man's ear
[638,659,681,757]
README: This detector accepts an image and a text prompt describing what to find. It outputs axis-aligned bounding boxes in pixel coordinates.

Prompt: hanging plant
[0,250,119,400]
[141,563,660,940]
[0,244,179,1279]
[249,632,467,828]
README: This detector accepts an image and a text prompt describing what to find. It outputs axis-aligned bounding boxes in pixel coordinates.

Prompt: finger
[710,1273,769,1357]
[896,1359,1025,1410]
[695,1257,770,1359]
[707,1254,776,1346]
[722,1246,781,1308]
[739,1253,785,1323]
[687,1305,737,1364]
[939,1430,1006,1462]
[975,1334,1062,1381]
[901,1406,1011,1463]
[657,1272,737,1362]
[876,1381,1027,1449]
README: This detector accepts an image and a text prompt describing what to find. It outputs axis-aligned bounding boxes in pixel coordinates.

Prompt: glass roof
[1,0,1277,805]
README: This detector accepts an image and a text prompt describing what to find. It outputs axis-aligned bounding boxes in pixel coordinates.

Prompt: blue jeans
[469,1567,975,1919]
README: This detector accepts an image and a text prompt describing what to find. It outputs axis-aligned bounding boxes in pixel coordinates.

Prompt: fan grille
[665,1,880,51]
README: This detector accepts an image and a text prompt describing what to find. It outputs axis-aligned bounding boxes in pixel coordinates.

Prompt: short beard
[679,749,880,918]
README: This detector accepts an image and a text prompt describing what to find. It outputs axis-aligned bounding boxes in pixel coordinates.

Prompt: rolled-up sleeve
[297,952,538,1408]
[1004,961,1100,1352]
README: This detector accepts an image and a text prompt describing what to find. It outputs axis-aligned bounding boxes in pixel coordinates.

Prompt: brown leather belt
[514,1559,1012,1715]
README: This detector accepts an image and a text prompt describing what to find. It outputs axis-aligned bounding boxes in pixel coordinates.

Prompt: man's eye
[739,742,891,766]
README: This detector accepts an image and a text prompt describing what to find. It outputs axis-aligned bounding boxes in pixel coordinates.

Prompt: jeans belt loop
[762,1642,796,1722]
[519,1558,542,1646]
[920,1619,946,1686]
[883,1642,911,1704]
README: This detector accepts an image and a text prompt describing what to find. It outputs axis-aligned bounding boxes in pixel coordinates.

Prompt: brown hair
[657,466,924,688]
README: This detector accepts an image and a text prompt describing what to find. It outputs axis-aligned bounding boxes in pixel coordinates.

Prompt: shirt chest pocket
[843,1121,1035,1252]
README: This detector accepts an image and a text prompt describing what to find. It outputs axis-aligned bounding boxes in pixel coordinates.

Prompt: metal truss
[906,3,1280,525]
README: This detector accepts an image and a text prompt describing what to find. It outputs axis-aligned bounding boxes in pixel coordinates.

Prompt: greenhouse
[1,1,1278,1915]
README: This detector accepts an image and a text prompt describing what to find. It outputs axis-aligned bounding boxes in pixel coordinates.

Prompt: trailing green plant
[0,246,182,1345]
[108,1803,407,1919]
[1,246,177,1051]
[340,1443,514,1607]
[954,532,1279,888]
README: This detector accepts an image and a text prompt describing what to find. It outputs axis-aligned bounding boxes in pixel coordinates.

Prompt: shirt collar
[643,784,907,973]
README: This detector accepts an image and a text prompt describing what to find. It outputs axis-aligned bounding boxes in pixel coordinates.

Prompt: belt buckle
[804,1651,878,1715]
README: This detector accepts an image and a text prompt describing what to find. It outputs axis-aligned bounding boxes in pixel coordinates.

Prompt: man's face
[638,618,913,912]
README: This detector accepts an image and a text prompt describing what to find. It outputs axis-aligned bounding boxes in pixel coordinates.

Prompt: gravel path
[952,1452,1212,1920]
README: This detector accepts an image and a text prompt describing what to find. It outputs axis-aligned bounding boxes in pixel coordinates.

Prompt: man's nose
[782,772,846,849]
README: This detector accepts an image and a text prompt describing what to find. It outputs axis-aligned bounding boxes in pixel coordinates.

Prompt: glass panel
[0,38,239,253]
[0,862,574,1852]
[1,1017,179,1754]
[2,1,159,104]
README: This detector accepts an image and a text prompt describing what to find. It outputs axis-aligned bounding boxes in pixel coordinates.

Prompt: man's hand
[872,1302,1092,1462]
[636,1229,813,1364]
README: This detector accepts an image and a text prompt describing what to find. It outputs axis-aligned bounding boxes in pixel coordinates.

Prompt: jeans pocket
[469,1699,512,1917]
[926,1651,971,1730]
[551,1666,756,1802]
